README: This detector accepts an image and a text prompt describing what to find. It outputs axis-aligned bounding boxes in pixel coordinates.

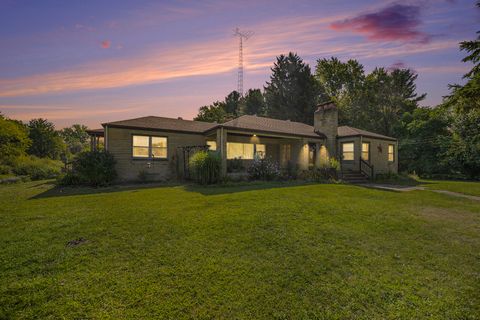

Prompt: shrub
[299,168,338,182]
[0,164,11,175]
[189,151,222,185]
[247,157,280,181]
[12,155,62,180]
[61,151,117,186]
[328,157,341,171]
[227,158,244,173]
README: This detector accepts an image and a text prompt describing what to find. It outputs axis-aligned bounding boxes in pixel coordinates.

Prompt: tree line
[194,24,480,179]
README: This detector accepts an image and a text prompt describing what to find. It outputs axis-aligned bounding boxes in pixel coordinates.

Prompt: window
[362,142,369,161]
[206,140,217,151]
[227,142,254,159]
[388,144,395,162]
[132,135,167,159]
[342,142,354,161]
[226,142,265,159]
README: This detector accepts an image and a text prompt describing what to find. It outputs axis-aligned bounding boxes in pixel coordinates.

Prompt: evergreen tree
[27,118,64,159]
[243,89,266,115]
[264,53,325,125]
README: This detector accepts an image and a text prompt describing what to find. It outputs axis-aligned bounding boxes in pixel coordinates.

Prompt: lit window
[132,135,167,159]
[255,144,266,159]
[132,136,150,158]
[227,142,254,159]
[388,144,395,162]
[362,142,369,161]
[342,142,354,161]
[206,140,217,151]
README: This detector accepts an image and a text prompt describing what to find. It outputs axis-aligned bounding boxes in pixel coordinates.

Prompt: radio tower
[233,27,253,96]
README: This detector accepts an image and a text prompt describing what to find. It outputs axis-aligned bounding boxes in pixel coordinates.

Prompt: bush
[328,157,341,171]
[227,158,244,173]
[247,157,280,181]
[0,164,11,175]
[299,168,338,182]
[12,155,62,180]
[60,151,116,186]
[189,151,222,185]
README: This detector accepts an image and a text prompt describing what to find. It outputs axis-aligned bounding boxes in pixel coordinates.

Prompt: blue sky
[0,0,478,127]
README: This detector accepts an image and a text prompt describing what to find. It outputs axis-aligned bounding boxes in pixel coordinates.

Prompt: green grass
[420,179,480,197]
[1,181,479,319]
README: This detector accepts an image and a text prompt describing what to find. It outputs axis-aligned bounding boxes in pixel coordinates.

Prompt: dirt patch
[66,237,88,247]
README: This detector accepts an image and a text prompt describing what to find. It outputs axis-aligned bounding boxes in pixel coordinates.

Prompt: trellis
[177,145,210,179]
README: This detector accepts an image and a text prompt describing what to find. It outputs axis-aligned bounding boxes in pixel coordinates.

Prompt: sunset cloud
[330,4,431,43]
[101,40,111,49]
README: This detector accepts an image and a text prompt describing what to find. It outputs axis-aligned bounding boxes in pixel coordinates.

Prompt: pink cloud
[101,40,111,49]
[330,4,431,44]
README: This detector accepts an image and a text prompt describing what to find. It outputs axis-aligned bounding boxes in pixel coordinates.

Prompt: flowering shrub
[247,157,280,181]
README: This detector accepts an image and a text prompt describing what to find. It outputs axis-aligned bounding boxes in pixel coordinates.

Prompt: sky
[0,0,478,128]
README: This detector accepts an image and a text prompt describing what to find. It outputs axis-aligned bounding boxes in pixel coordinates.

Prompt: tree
[194,101,232,123]
[243,89,266,115]
[397,107,452,175]
[224,91,243,116]
[264,52,326,125]
[315,57,366,125]
[27,118,65,159]
[60,124,90,155]
[361,67,425,137]
[445,109,480,179]
[0,114,31,164]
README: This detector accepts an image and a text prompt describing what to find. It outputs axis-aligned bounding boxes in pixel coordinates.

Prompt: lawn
[1,181,479,319]
[420,179,480,197]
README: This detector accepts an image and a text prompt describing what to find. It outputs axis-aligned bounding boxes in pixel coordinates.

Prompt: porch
[205,128,327,176]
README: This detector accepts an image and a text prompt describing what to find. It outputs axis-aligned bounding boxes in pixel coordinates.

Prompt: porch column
[297,139,309,170]
[216,128,227,176]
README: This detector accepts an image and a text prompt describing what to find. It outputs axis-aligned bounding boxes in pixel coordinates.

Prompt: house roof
[220,115,325,139]
[102,116,217,134]
[97,115,395,141]
[337,126,396,141]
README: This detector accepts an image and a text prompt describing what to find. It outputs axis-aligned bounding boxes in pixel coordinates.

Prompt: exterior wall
[106,126,206,181]
[337,136,398,175]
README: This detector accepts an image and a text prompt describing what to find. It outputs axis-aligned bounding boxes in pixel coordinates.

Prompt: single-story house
[87,102,398,181]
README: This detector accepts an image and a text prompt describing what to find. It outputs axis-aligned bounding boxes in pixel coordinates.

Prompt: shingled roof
[103,116,217,134]
[338,126,396,141]
[221,115,325,138]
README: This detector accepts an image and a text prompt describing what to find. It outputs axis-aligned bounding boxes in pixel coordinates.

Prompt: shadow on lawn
[29,182,183,199]
[30,180,319,199]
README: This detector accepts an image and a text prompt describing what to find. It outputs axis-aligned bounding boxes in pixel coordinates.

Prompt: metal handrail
[360,158,374,180]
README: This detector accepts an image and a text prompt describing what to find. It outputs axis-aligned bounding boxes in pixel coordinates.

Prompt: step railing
[360,158,374,180]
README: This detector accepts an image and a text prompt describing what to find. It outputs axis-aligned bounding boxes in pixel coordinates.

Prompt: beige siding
[337,136,398,175]
[106,126,206,181]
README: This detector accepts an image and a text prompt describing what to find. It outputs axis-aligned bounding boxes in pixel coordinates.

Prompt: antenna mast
[233,27,253,96]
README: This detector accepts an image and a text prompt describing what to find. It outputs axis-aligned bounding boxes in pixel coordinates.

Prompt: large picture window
[388,144,395,162]
[362,142,369,161]
[132,135,167,159]
[342,142,354,161]
[227,142,266,159]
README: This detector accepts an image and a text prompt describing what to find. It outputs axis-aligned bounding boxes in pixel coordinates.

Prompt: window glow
[342,142,354,161]
[132,135,167,159]
[206,140,217,151]
[362,142,369,161]
[388,144,395,162]
[255,144,266,159]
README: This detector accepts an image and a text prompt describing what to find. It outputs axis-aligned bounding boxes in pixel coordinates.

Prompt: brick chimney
[314,101,338,158]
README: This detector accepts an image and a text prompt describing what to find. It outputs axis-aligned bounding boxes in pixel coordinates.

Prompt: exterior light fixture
[253,134,257,137]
